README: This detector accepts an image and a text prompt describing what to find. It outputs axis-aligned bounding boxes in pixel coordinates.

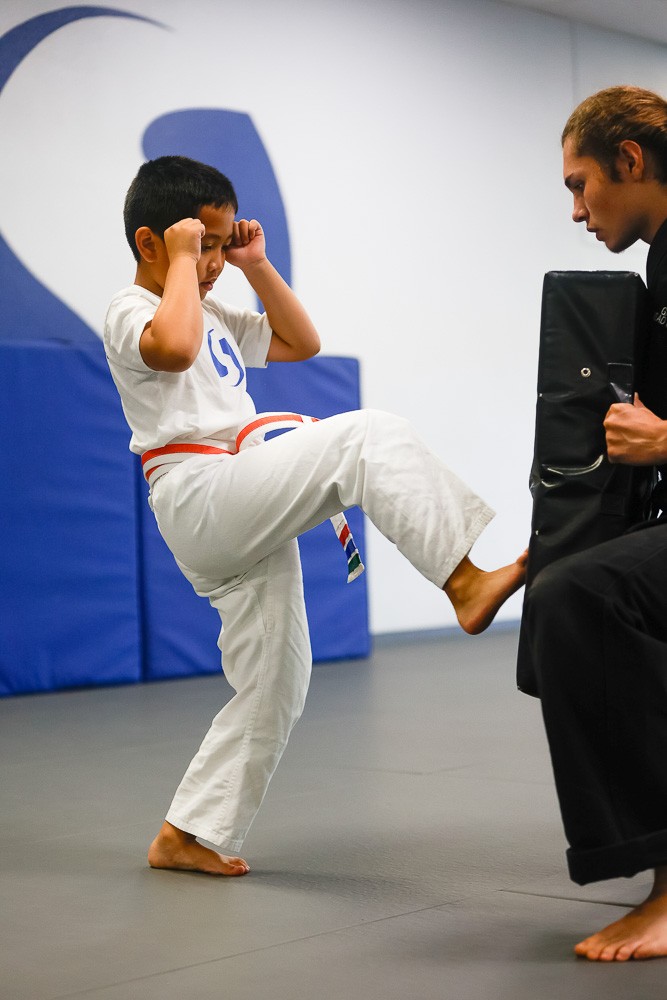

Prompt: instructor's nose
[572,199,588,224]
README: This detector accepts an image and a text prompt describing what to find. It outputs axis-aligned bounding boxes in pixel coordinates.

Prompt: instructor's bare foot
[444,550,528,635]
[575,869,667,961]
[148,821,250,876]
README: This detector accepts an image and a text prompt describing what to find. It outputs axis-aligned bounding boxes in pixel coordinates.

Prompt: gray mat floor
[1,627,664,999]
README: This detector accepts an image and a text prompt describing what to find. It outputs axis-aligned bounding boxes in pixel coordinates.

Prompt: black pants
[523,521,667,884]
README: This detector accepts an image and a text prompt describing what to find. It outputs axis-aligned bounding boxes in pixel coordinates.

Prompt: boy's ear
[135,226,159,262]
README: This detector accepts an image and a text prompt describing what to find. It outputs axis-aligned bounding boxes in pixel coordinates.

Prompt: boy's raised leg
[148,820,250,876]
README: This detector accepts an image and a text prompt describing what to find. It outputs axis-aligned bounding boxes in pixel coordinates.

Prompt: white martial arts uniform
[104,285,495,852]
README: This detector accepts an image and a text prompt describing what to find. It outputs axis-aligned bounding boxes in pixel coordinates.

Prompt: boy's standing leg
[149,539,309,875]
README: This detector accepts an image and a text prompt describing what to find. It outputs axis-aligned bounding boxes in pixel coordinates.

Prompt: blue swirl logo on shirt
[207,330,244,386]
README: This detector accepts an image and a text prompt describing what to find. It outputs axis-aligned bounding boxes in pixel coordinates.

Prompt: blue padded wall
[139,355,370,680]
[0,341,142,696]
[0,342,369,695]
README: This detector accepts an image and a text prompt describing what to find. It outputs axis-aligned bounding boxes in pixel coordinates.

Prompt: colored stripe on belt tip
[330,513,365,583]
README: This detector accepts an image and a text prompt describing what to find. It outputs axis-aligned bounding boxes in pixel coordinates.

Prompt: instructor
[523,85,667,961]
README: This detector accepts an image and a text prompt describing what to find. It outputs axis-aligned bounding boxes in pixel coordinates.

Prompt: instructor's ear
[135,226,159,262]
[617,140,646,180]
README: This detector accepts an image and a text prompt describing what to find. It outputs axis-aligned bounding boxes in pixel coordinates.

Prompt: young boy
[104,155,526,878]
[522,86,667,960]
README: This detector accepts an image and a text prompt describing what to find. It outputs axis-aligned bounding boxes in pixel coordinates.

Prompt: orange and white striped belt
[141,412,364,583]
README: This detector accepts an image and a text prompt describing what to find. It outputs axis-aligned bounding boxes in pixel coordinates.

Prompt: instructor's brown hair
[562,85,667,182]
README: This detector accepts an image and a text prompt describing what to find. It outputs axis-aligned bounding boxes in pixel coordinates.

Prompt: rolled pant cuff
[567,829,667,885]
[165,810,245,854]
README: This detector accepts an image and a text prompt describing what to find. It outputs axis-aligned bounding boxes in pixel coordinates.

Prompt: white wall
[2,0,666,634]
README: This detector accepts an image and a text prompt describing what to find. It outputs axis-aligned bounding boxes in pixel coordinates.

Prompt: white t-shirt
[104,285,273,454]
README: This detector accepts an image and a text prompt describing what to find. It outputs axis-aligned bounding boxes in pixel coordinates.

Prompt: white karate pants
[149,408,494,851]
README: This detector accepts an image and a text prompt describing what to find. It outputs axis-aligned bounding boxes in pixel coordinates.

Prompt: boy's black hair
[123,155,238,262]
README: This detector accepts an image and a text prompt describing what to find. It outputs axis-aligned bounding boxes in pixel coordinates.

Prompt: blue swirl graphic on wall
[0,7,291,343]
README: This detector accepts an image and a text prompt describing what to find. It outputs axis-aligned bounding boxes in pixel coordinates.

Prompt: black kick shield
[516,271,655,697]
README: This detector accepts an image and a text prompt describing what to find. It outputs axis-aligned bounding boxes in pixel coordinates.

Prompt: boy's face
[562,136,647,254]
[144,203,236,300]
[196,204,236,299]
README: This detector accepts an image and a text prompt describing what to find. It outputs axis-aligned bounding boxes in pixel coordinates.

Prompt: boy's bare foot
[575,869,667,961]
[148,821,250,876]
[443,550,528,635]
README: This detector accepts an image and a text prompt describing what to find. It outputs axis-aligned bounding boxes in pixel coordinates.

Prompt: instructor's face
[563,137,642,254]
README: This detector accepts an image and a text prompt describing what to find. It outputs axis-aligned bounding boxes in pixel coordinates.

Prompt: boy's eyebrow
[564,173,575,190]
[201,232,233,244]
